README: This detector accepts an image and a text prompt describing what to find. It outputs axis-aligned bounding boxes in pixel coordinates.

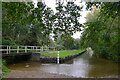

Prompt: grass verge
[40,49,85,58]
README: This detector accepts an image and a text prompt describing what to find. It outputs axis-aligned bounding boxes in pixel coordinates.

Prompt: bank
[39,49,86,63]
[3,49,86,64]
[2,49,86,78]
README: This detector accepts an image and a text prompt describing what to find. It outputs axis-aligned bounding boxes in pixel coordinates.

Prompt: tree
[2,1,84,48]
[2,2,54,46]
[80,2,119,61]
[53,1,82,38]
[2,2,34,45]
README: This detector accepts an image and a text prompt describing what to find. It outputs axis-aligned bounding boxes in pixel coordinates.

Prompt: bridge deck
[1,45,55,57]
[2,52,40,57]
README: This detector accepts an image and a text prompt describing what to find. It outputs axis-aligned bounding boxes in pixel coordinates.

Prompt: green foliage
[80,2,119,62]
[2,2,34,45]
[2,1,82,47]
[86,2,101,10]
[54,33,81,50]
[54,1,82,36]
[2,2,53,46]
[0,60,11,79]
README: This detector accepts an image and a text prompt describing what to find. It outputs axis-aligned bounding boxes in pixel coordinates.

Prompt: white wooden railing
[0,45,55,54]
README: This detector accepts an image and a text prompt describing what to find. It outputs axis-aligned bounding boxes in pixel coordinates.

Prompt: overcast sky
[33,0,88,39]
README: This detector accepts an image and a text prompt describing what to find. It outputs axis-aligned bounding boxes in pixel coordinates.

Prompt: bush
[0,60,11,79]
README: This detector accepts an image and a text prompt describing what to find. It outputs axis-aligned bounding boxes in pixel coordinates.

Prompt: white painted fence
[0,45,55,54]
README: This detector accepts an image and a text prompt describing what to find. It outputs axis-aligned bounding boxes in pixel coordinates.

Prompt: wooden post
[46,46,47,51]
[9,46,11,53]
[25,46,27,53]
[32,46,34,50]
[30,46,31,52]
[17,46,19,53]
[33,46,34,52]
[36,46,37,51]
[7,46,8,54]
[47,46,48,51]
[42,46,43,52]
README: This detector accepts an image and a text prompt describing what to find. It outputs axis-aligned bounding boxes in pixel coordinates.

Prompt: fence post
[9,46,11,53]
[25,46,27,53]
[47,47,49,51]
[7,46,8,54]
[57,51,60,64]
[36,46,37,51]
[30,46,32,52]
[46,46,47,51]
[33,46,34,52]
[17,46,19,53]
[41,46,43,52]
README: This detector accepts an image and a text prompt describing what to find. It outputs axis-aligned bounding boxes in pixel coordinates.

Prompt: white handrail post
[47,47,48,51]
[31,46,32,52]
[39,46,40,52]
[36,46,37,51]
[7,46,8,54]
[33,46,34,52]
[25,46,27,53]
[17,46,19,53]
[42,46,43,52]
[46,46,47,51]
[9,46,11,53]
[57,51,60,64]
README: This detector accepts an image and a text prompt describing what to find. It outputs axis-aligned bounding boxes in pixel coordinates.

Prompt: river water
[7,52,119,78]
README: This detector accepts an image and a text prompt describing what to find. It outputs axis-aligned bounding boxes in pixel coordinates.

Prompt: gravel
[5,70,74,78]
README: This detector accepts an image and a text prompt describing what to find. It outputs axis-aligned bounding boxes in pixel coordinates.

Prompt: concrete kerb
[39,50,87,63]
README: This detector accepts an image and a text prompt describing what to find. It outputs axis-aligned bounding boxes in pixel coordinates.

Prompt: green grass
[40,49,85,58]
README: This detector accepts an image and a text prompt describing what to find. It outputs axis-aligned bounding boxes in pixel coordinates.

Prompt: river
[7,51,119,78]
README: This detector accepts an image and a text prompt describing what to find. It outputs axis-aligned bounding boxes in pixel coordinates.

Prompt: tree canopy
[2,1,119,61]
[2,1,82,49]
[80,2,119,61]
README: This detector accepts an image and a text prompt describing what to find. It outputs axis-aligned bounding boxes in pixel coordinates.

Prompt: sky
[33,0,88,39]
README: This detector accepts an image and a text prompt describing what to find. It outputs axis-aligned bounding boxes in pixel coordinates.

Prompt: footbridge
[0,45,55,57]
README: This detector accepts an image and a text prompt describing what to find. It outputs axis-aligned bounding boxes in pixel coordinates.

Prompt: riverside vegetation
[80,2,119,62]
[1,1,119,78]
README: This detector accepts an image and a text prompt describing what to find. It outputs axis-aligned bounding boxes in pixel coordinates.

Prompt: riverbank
[4,52,119,78]
[41,49,85,58]
[5,70,74,78]
[39,50,86,63]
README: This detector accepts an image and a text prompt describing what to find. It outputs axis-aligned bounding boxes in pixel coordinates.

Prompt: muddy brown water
[7,52,119,78]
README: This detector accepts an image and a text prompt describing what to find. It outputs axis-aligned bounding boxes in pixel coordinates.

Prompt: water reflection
[40,52,119,78]
[7,52,119,78]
